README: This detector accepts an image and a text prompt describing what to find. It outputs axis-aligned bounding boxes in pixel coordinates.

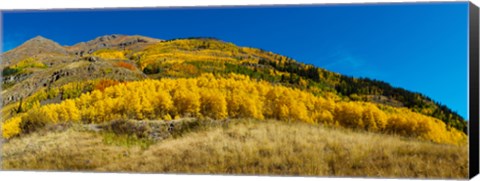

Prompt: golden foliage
[12,57,47,69]
[2,116,22,139]
[92,49,128,60]
[165,63,199,77]
[133,39,275,71]
[200,89,228,119]
[1,73,467,145]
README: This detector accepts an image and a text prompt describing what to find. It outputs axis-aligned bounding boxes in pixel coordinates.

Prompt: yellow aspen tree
[2,116,22,139]
[200,89,228,119]
[172,85,201,117]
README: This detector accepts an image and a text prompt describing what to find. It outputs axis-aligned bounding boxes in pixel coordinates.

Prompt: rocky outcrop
[88,118,202,141]
[1,59,145,106]
[3,73,31,85]
[66,34,163,56]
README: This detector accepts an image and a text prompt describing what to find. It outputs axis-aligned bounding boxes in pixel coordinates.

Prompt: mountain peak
[17,35,62,49]
[23,35,56,45]
[30,35,49,41]
[1,35,67,66]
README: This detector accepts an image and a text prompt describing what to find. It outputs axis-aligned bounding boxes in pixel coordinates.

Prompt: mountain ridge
[65,34,163,55]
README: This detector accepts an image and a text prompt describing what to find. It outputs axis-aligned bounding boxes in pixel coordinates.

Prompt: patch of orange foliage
[116,62,136,71]
[95,79,120,92]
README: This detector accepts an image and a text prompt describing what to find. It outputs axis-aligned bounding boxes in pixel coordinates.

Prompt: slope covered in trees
[0,35,467,141]
[129,37,468,133]
[2,73,466,145]
[0,35,469,178]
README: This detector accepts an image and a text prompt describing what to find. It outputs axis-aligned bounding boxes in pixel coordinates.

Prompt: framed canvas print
[1,0,479,180]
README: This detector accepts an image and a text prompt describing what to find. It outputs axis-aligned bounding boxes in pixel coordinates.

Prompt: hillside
[0,35,467,133]
[0,34,468,178]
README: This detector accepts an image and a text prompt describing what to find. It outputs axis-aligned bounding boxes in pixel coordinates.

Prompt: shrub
[2,116,23,139]
[2,67,20,76]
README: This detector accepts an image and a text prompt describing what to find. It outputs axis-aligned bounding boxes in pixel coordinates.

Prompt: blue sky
[1,2,469,118]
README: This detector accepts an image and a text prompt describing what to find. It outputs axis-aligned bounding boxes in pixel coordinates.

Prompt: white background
[0,0,478,181]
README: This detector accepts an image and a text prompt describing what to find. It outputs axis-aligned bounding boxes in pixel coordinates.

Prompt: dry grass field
[1,119,468,179]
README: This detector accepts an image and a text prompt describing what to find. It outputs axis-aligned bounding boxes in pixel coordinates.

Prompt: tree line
[2,73,466,145]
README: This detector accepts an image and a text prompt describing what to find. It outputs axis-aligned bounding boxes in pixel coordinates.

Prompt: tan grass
[2,119,468,179]
[2,128,141,171]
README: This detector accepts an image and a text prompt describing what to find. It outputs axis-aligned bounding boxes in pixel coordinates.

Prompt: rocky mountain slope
[1,35,160,106]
